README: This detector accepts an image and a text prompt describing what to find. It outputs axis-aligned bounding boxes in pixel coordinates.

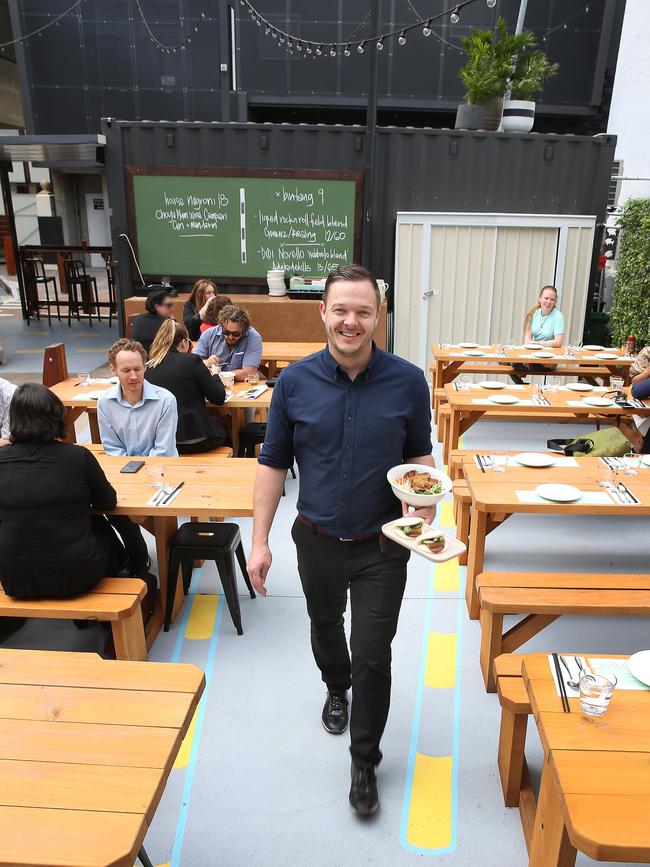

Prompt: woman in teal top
[524,285,565,347]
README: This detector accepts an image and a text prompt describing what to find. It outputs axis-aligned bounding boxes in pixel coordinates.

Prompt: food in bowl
[393,517,425,538]
[416,533,446,554]
[394,470,443,496]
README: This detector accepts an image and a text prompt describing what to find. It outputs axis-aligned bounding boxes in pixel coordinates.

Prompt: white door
[85,194,110,267]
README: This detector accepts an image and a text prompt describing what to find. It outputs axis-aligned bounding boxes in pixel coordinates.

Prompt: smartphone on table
[120,460,145,474]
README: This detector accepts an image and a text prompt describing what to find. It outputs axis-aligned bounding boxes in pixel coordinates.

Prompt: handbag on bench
[547,427,633,457]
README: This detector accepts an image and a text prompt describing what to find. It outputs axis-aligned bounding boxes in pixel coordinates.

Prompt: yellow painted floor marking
[156,862,170,867]
[439,500,455,528]
[185,594,220,640]
[434,558,460,593]
[407,754,453,850]
[173,707,198,770]
[424,632,457,689]
[458,435,463,448]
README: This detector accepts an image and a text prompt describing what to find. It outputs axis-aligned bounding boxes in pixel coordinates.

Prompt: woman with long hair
[523,285,565,347]
[145,319,228,453]
[183,278,218,340]
[199,294,232,334]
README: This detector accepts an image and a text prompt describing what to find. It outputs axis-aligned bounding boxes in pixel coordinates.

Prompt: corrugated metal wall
[103,120,616,334]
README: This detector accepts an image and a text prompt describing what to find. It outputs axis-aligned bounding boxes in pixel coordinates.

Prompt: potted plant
[456,19,531,131]
[502,44,559,133]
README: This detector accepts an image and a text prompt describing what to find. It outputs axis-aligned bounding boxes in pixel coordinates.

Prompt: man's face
[111,350,144,394]
[320,279,379,359]
[222,319,245,347]
[155,297,175,318]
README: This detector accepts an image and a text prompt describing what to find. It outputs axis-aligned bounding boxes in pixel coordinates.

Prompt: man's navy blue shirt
[258,345,432,536]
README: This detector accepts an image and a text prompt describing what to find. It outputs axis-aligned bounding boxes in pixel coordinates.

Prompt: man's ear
[319,300,326,322]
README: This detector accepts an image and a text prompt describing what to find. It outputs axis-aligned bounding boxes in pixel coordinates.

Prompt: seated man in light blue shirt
[192,304,262,381]
[97,338,178,578]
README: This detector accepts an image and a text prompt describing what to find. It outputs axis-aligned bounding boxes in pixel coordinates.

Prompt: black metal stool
[237,423,296,490]
[165,523,255,634]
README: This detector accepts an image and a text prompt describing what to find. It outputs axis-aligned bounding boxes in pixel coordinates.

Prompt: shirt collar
[106,378,161,407]
[322,342,380,382]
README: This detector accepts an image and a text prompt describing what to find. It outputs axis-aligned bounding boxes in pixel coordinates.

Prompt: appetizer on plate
[416,533,447,554]
[394,470,443,495]
[393,516,425,538]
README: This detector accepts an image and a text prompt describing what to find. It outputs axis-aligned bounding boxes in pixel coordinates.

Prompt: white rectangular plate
[382,519,466,563]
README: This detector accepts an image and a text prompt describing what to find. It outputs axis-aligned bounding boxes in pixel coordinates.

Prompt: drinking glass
[579,672,616,716]
[245,372,260,385]
[624,450,640,476]
[547,377,561,393]
[597,461,615,490]
[146,464,168,492]
[77,372,90,386]
[457,374,470,390]
[610,376,624,391]
[440,337,451,349]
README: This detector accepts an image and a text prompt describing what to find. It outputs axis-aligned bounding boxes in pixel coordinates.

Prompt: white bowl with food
[387,464,452,507]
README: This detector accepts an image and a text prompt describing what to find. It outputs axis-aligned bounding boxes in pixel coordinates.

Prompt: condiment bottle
[626,334,636,355]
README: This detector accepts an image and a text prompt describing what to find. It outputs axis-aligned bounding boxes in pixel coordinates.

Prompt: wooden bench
[494,654,536,850]
[478,572,650,692]
[451,480,470,565]
[0,577,148,661]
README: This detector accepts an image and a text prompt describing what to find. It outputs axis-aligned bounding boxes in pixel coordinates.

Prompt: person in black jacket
[183,278,217,341]
[0,384,127,600]
[145,319,228,453]
[130,288,175,352]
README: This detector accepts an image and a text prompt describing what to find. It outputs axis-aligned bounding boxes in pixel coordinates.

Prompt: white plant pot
[500,99,535,133]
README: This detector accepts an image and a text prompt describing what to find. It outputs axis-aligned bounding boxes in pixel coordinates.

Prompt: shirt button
[343,474,348,480]
[345,444,350,450]
[347,416,352,421]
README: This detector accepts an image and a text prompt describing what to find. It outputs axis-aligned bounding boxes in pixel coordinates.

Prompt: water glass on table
[579,671,617,716]
[610,376,625,392]
[546,376,561,394]
[457,374,470,390]
[624,450,640,476]
[146,464,169,493]
[598,460,617,491]
[245,372,260,385]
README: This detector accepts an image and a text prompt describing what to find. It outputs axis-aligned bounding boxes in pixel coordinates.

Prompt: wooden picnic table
[0,647,204,867]
[459,455,650,619]
[440,384,650,463]
[431,343,634,391]
[87,446,256,644]
[51,377,273,455]
[519,652,650,866]
[261,341,324,376]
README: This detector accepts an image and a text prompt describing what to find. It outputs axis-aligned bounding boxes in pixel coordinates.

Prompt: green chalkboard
[125,167,362,280]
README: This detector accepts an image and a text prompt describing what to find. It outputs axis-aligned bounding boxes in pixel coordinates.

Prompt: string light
[423,20,432,36]
[376,37,384,51]
[357,42,365,53]
[450,6,461,24]
[329,45,337,56]
[398,31,407,45]
[344,43,351,56]
[486,0,496,6]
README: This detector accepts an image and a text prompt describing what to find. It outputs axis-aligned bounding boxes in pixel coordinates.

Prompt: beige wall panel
[561,226,594,344]
[393,223,422,361]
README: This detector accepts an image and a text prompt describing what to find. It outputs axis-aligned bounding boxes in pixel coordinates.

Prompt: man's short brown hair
[108,338,147,367]
[218,304,251,330]
[323,264,380,308]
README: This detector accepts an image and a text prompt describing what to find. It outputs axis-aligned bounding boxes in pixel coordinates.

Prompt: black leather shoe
[321,691,349,734]
[349,762,379,817]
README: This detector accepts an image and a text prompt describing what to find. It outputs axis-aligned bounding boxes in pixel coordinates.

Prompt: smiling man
[247,264,435,817]
[97,338,178,579]
[192,304,262,382]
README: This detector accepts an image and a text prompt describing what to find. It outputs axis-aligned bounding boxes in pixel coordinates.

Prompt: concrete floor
[1,304,649,866]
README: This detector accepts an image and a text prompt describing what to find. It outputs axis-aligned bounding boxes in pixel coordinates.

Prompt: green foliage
[511,49,559,100]
[609,198,650,348]
[459,17,558,105]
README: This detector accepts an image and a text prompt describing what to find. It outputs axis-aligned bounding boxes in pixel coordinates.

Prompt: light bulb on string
[398,31,406,45]
[296,42,302,51]
[279,35,285,43]
[450,7,460,24]
[357,41,365,54]
[265,25,270,34]
[344,43,351,56]
[329,45,337,57]
[486,0,496,7]
[376,37,384,51]
[315,43,322,55]
[306,45,312,53]
[287,40,293,49]
[423,20,432,36]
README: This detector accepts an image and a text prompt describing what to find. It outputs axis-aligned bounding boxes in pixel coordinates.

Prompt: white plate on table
[582,344,606,351]
[628,650,650,687]
[523,343,544,350]
[533,352,556,359]
[535,483,582,503]
[594,353,619,360]
[514,452,556,468]
[566,382,593,392]
[382,520,466,564]
[582,396,614,407]
[87,390,109,400]
[489,393,519,405]
[463,349,485,357]
[458,341,479,349]
[477,380,505,389]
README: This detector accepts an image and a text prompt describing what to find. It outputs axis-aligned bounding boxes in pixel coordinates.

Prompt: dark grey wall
[103,119,617,332]
[11,0,625,134]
